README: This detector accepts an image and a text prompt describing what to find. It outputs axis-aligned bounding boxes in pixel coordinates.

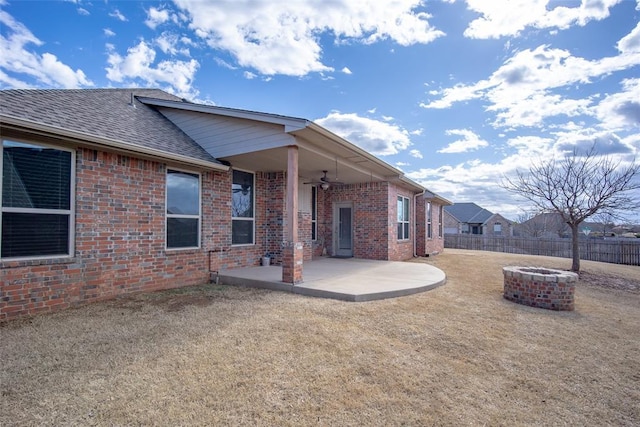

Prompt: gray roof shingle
[0,88,220,165]
[444,202,494,224]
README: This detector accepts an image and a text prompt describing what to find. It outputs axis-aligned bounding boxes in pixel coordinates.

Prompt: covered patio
[216,257,446,302]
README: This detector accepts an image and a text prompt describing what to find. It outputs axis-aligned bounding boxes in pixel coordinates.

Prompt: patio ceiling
[220,126,412,188]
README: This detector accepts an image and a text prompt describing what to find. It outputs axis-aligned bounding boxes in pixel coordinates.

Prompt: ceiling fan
[303,170,344,190]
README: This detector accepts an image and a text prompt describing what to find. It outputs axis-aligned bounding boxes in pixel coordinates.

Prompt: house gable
[154,108,296,158]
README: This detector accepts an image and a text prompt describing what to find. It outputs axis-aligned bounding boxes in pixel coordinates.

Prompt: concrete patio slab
[217,257,446,302]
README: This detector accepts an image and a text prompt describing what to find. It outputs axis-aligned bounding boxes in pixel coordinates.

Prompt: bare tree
[503,147,640,272]
[593,211,616,237]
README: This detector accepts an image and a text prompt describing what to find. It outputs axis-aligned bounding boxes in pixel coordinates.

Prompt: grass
[1,249,639,426]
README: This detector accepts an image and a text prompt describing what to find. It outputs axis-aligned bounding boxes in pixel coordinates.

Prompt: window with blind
[166,169,201,249]
[1,140,74,259]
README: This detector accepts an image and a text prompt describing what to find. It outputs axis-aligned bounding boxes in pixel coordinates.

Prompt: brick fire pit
[503,266,578,311]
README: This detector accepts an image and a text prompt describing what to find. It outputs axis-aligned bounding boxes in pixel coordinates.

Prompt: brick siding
[0,146,272,321]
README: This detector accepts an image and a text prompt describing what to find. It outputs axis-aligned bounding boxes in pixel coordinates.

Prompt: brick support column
[282,145,303,284]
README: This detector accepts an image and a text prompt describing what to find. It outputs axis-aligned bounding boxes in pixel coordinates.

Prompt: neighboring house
[443,202,513,236]
[0,88,451,321]
[515,213,640,239]
[514,212,570,238]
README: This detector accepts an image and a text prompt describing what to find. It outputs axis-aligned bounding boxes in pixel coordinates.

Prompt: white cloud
[104,28,115,37]
[77,7,89,16]
[145,7,171,29]
[410,149,423,159]
[617,21,640,54]
[244,71,257,79]
[408,124,637,219]
[341,66,352,75]
[407,138,551,218]
[438,129,489,153]
[0,10,92,88]
[595,78,640,130]
[109,9,127,22]
[105,40,199,99]
[155,32,191,56]
[552,129,637,157]
[0,68,31,88]
[464,0,623,39]
[316,112,412,156]
[214,57,237,70]
[172,0,444,76]
[422,36,640,128]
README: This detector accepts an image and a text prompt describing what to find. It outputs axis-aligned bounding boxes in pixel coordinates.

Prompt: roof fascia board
[137,96,308,132]
[304,122,406,175]
[1,115,229,171]
[396,175,425,192]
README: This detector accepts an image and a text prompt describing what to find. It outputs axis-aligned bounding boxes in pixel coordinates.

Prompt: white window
[311,185,317,241]
[1,140,74,259]
[397,195,410,240]
[427,201,432,239]
[438,205,443,237]
[232,170,255,245]
[494,222,502,235]
[166,169,201,249]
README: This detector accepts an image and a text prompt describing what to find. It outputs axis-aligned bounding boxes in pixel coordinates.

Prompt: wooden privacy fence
[444,235,640,266]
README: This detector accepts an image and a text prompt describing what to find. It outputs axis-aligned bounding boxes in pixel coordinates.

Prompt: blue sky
[1,0,639,222]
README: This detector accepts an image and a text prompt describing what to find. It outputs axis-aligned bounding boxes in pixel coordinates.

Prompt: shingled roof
[0,88,222,166]
[444,202,494,224]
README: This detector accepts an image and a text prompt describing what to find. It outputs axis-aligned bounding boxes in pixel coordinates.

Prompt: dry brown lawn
[1,249,639,426]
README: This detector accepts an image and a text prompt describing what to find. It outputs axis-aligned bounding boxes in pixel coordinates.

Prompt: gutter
[0,114,229,172]
[413,190,426,257]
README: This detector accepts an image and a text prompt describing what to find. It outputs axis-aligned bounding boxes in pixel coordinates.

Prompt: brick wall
[416,196,446,256]
[387,184,414,261]
[326,182,390,260]
[1,149,203,320]
[256,171,285,265]
[0,145,274,321]
[315,181,426,262]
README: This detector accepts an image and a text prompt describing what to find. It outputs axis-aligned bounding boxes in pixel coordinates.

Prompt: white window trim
[311,185,317,241]
[0,138,76,261]
[231,169,256,246]
[397,195,410,241]
[166,168,202,251]
[438,205,444,238]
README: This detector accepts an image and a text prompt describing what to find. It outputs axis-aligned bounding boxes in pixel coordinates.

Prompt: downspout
[413,190,426,257]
